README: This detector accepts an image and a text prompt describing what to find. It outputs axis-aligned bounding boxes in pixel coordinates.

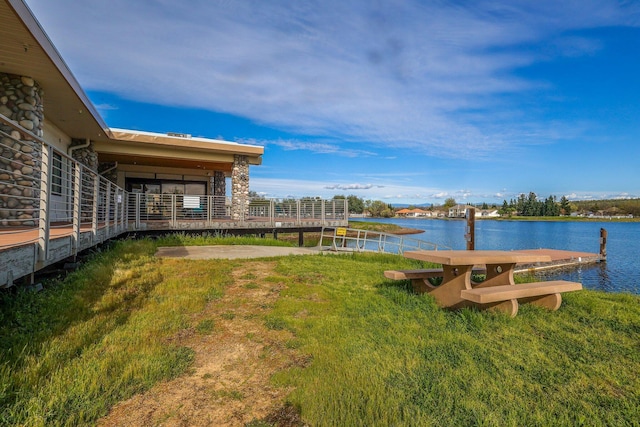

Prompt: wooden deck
[1,224,602,288]
[0,225,102,249]
[0,216,349,288]
[514,248,604,272]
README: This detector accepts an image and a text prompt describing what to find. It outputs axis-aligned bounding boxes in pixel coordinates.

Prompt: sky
[24,0,640,205]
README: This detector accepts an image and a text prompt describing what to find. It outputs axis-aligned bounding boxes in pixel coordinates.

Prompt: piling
[600,228,608,260]
[465,208,476,250]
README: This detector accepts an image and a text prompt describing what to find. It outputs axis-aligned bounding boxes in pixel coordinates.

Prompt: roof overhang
[94,129,263,171]
[0,0,110,139]
[1,0,264,170]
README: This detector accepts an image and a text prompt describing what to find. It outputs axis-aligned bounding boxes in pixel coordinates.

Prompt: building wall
[42,119,71,153]
[0,73,44,226]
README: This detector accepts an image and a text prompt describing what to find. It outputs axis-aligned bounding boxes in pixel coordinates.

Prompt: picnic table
[385,250,582,317]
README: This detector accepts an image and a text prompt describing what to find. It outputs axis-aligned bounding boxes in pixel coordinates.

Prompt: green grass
[1,239,638,426]
[349,220,404,232]
[158,232,295,247]
[267,253,640,426]
[0,237,234,426]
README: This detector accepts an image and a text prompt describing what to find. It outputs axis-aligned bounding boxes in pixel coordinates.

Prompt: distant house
[479,209,500,218]
[448,204,475,218]
[407,208,430,217]
[396,208,432,218]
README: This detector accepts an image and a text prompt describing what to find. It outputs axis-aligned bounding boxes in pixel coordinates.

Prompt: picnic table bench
[385,250,582,317]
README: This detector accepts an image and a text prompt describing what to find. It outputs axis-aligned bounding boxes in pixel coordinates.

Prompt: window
[52,152,63,195]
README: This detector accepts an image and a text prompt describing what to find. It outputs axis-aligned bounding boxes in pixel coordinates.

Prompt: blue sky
[25,0,640,204]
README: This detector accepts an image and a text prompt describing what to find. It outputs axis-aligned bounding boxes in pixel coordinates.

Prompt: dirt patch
[97,261,306,427]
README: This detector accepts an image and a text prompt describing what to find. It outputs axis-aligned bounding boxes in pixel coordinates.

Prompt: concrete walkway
[155,245,323,260]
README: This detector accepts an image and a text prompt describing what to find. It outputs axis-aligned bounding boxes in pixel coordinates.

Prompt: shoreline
[354,216,639,223]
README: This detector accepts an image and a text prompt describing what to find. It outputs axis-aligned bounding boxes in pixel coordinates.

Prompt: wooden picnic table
[391,250,582,317]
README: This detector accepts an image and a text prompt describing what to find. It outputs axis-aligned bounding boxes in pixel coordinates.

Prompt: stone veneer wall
[231,155,249,220]
[213,171,226,197]
[70,138,99,171]
[213,170,226,217]
[0,73,44,226]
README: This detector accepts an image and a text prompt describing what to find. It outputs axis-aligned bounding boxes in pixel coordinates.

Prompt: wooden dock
[514,248,605,273]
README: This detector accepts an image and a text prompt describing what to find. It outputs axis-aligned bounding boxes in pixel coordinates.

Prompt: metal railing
[0,114,127,285]
[1,113,349,287]
[319,227,451,254]
[246,198,346,224]
[125,195,348,229]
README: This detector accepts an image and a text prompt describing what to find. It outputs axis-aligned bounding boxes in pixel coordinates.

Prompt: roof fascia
[7,0,112,138]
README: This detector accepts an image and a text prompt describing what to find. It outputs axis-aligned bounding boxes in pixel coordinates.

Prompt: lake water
[356,218,640,294]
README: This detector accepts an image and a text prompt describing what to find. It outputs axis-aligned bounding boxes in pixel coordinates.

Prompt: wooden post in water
[600,228,608,260]
[465,207,475,250]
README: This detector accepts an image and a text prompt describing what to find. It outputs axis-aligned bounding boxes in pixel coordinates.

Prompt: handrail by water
[319,227,451,254]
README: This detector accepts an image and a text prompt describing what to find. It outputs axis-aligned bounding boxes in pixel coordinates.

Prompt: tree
[346,195,364,214]
[443,198,457,209]
[367,200,389,217]
[560,196,571,215]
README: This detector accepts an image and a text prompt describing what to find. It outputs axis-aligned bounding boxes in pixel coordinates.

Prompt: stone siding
[231,155,249,220]
[70,138,99,171]
[213,170,226,217]
[0,73,44,226]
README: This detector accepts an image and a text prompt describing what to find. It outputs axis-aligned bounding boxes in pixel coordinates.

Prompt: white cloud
[24,0,640,160]
[324,183,377,190]
[239,138,377,158]
[431,192,450,199]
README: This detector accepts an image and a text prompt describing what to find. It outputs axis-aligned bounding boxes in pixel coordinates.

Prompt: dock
[514,249,605,273]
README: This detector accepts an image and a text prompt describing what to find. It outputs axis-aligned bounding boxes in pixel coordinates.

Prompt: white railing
[0,114,127,263]
[245,198,347,224]
[125,195,348,229]
[1,113,348,287]
[319,227,451,254]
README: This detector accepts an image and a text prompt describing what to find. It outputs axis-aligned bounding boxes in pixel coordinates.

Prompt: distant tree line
[249,191,639,218]
[499,192,570,217]
[571,198,640,217]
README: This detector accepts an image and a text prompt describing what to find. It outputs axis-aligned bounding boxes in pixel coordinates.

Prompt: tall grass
[0,238,233,426]
[269,253,640,426]
[2,239,638,426]
[157,232,295,247]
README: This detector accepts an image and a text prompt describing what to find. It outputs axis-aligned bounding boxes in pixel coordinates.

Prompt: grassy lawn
[1,237,638,426]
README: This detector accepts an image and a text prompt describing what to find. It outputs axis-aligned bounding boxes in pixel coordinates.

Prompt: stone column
[70,138,99,171]
[231,155,249,221]
[0,73,44,227]
[213,170,226,217]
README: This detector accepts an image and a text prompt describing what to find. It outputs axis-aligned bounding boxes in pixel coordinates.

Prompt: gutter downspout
[67,138,91,157]
[100,161,118,175]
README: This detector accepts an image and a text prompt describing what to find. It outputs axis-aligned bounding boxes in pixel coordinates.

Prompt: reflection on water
[356,218,640,294]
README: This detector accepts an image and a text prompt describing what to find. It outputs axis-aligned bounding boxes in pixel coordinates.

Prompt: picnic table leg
[474,263,516,288]
[520,293,562,311]
[426,265,475,309]
[471,263,519,316]
[480,299,519,317]
[410,278,437,293]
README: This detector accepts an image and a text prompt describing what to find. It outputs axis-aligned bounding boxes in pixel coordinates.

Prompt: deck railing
[0,114,127,260]
[1,114,348,287]
[319,227,451,254]
[125,195,347,230]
